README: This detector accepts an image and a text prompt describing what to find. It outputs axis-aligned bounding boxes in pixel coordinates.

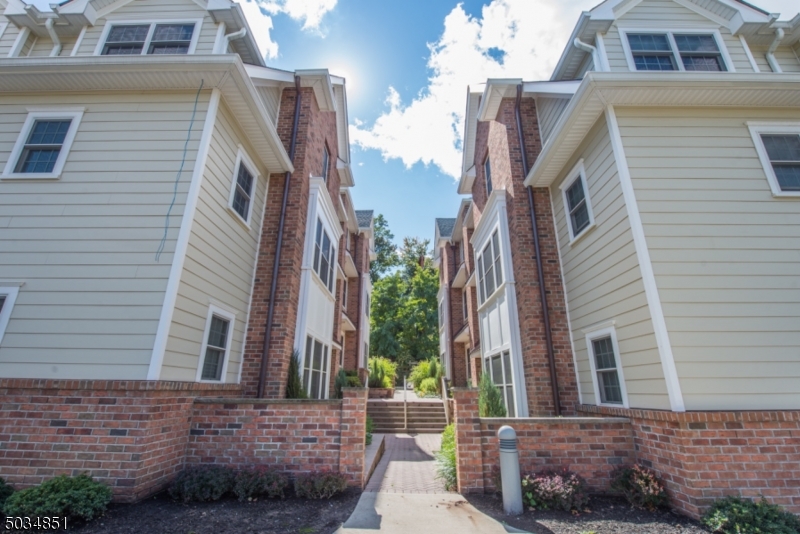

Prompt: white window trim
[618,28,735,74]
[475,228,505,311]
[0,285,20,347]
[312,216,338,296]
[747,122,800,198]
[227,145,260,228]
[301,334,331,399]
[93,19,203,56]
[196,304,236,383]
[560,159,596,244]
[2,109,84,180]
[585,325,629,408]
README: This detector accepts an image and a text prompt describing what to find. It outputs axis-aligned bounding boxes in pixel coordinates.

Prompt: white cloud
[234,0,337,59]
[349,0,599,179]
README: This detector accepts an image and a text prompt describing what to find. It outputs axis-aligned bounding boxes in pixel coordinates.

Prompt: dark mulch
[467,493,708,534]
[65,489,361,534]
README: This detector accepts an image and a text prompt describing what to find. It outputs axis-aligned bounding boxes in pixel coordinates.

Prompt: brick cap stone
[193,398,344,405]
[481,417,630,424]
[0,379,243,392]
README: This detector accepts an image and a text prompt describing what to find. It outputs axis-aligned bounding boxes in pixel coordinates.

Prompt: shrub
[346,375,363,387]
[168,465,235,502]
[294,472,348,500]
[3,474,111,522]
[521,470,589,512]
[0,478,14,509]
[334,368,348,399]
[702,496,800,534]
[365,416,374,446]
[286,349,308,399]
[610,464,668,510]
[434,424,457,491]
[409,360,431,391]
[368,357,396,388]
[478,373,506,417]
[419,377,438,396]
[232,467,289,502]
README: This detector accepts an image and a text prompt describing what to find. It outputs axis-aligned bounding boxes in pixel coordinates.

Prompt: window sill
[226,205,252,231]
[568,222,596,247]
[1,172,62,181]
[771,191,800,198]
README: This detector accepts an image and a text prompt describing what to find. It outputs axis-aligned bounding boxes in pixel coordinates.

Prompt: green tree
[396,264,439,366]
[370,214,399,283]
[369,272,404,360]
[398,236,431,280]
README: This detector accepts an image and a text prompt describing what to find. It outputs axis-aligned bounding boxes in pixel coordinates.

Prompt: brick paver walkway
[364,434,448,494]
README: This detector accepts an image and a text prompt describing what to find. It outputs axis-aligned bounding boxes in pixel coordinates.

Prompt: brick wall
[580,405,800,518]
[186,388,368,486]
[0,379,240,502]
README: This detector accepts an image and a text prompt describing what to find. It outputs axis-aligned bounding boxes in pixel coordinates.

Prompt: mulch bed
[467,493,708,533]
[67,489,361,534]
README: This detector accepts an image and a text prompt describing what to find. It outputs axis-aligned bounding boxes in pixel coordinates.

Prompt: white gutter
[217,27,247,54]
[573,38,602,72]
[45,18,62,57]
[766,27,785,73]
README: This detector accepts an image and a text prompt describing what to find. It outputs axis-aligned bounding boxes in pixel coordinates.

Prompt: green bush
[293,472,348,500]
[478,373,506,417]
[610,464,668,510]
[286,349,308,399]
[368,357,396,388]
[168,465,235,502]
[334,368,348,399]
[346,375,363,387]
[3,474,111,522]
[0,478,14,509]
[232,467,289,502]
[365,416,374,446]
[702,496,800,534]
[434,424,457,491]
[409,360,431,391]
[521,469,589,512]
[419,377,438,396]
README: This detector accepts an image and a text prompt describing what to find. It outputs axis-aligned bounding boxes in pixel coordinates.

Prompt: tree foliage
[370,214,399,283]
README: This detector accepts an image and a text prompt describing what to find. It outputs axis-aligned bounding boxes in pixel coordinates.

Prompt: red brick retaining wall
[0,379,240,502]
[579,405,800,518]
[186,388,368,487]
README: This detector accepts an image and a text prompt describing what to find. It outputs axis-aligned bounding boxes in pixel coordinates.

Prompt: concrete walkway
[335,434,513,533]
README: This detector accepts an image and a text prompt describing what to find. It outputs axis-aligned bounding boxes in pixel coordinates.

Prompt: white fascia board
[341,189,359,232]
[297,69,336,112]
[458,165,475,195]
[460,88,482,183]
[245,64,295,84]
[477,79,522,122]
[550,12,591,81]
[523,80,581,98]
[337,158,354,187]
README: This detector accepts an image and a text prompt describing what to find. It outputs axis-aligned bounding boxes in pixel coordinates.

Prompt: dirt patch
[68,489,361,534]
[467,493,708,534]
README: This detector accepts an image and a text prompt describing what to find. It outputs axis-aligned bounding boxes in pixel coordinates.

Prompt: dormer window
[99,22,199,56]
[624,31,728,72]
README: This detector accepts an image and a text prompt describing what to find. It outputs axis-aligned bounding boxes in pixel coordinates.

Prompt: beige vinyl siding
[255,86,281,126]
[748,45,772,72]
[26,34,79,57]
[616,106,800,410]
[0,18,18,57]
[551,118,670,410]
[603,0,756,73]
[77,0,218,57]
[748,44,800,73]
[161,102,268,383]
[0,91,211,380]
[536,97,571,146]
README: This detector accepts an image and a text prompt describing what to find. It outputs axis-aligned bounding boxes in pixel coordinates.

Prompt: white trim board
[0,285,20,348]
[585,324,630,408]
[560,159,596,245]
[747,122,800,198]
[147,88,221,380]
[227,145,260,228]
[604,105,685,412]
[195,304,236,383]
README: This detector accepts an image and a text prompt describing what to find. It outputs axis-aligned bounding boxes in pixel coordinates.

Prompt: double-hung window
[228,148,259,226]
[485,156,493,197]
[197,306,235,382]
[99,22,199,56]
[561,161,594,242]
[476,231,503,305]
[485,350,515,417]
[313,219,336,293]
[322,145,330,183]
[2,111,83,180]
[585,326,628,407]
[303,336,330,399]
[625,31,728,72]
[0,286,20,347]
[749,124,800,196]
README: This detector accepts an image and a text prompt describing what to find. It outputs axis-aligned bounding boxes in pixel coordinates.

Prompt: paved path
[336,434,513,533]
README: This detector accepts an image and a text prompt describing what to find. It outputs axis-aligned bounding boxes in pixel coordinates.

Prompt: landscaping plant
[434,424,457,491]
[478,373,506,417]
[702,496,800,534]
[3,474,111,522]
[168,465,235,502]
[286,349,308,399]
[410,358,443,394]
[418,376,438,396]
[232,467,289,502]
[365,416,374,446]
[333,368,348,399]
[367,357,396,388]
[0,477,13,509]
[521,469,589,512]
[293,472,348,500]
[610,464,668,510]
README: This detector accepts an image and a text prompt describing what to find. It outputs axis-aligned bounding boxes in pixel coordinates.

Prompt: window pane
[313,340,323,371]
[633,54,676,71]
[104,44,144,55]
[237,164,254,195]
[599,371,623,404]
[322,146,329,181]
[207,316,229,349]
[505,386,515,417]
[477,255,485,304]
[152,24,194,42]
[27,120,71,145]
[674,34,719,53]
[201,348,223,381]
[0,296,5,312]
[484,253,495,298]
[762,134,800,162]
[492,233,503,286]
[303,337,313,392]
[502,351,513,385]
[566,179,585,210]
[320,346,329,398]
[773,165,800,191]
[314,220,322,272]
[570,203,590,235]
[628,34,671,51]
[592,336,616,370]
[107,25,150,43]
[17,149,62,174]
[682,55,723,72]
[485,158,493,195]
[491,355,503,386]
[328,247,336,291]
[311,370,321,399]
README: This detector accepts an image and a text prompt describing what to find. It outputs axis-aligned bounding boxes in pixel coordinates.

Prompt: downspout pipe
[45,18,62,57]
[515,84,561,416]
[445,244,455,383]
[257,75,302,398]
[766,28,785,73]
[573,38,601,72]
[219,27,247,54]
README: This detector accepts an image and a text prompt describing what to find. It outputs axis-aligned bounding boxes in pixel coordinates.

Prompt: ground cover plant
[702,496,800,534]
[434,424,457,491]
[293,472,348,500]
[521,469,589,512]
[168,465,235,503]
[610,464,668,510]
[0,477,14,509]
[232,467,289,502]
[3,474,112,522]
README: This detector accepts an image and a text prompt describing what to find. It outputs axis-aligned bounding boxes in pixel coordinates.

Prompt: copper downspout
[258,76,302,398]
[515,84,561,416]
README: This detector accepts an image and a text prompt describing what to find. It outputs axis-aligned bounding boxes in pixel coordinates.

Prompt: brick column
[453,388,484,494]
[339,388,368,487]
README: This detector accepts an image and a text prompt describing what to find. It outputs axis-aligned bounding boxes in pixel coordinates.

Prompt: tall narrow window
[591,337,623,404]
[312,219,336,293]
[485,156,493,196]
[462,290,468,320]
[322,145,330,183]
[15,120,72,174]
[561,162,594,241]
[476,230,503,305]
[486,350,515,417]
[198,308,235,383]
[760,134,800,192]
[343,279,349,310]
[303,336,330,399]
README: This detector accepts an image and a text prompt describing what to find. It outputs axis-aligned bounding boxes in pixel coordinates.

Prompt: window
[748,124,800,197]
[485,350,515,417]
[485,156,493,196]
[624,31,728,72]
[365,293,370,317]
[585,326,628,407]
[313,219,336,293]
[2,111,84,180]
[439,301,444,328]
[343,279,348,309]
[345,231,351,252]
[303,336,330,399]
[0,286,19,347]
[476,230,503,305]
[228,148,259,225]
[197,306,235,382]
[561,161,595,241]
[462,290,468,320]
[99,22,198,56]
[322,145,330,183]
